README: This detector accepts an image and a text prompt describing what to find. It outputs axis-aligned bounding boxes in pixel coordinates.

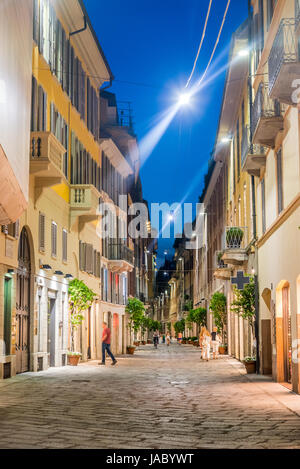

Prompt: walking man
[99,321,117,366]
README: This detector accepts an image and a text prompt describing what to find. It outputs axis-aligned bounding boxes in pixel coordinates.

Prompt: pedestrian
[98,321,117,366]
[166,332,171,346]
[199,326,206,359]
[202,328,211,362]
[162,334,166,344]
[177,332,183,345]
[153,330,159,348]
[211,326,221,359]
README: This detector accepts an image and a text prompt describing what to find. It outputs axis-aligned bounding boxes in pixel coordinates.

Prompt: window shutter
[31,77,38,132]
[1,225,8,235]
[14,220,20,239]
[33,0,39,45]
[62,229,67,262]
[85,243,93,274]
[39,213,45,252]
[51,221,57,257]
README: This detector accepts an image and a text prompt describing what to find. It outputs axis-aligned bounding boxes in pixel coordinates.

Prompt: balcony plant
[210,292,227,346]
[126,297,145,355]
[226,227,244,249]
[68,279,96,366]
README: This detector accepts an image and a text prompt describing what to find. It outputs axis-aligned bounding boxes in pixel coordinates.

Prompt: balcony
[269,19,300,105]
[251,82,284,148]
[213,251,232,281]
[30,132,66,203]
[241,126,266,177]
[108,242,134,273]
[221,227,248,266]
[70,184,101,227]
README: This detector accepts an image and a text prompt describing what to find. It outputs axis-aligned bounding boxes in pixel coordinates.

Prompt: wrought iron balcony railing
[108,242,134,265]
[215,251,228,269]
[269,18,298,97]
[224,227,248,250]
[251,82,284,147]
[241,125,266,168]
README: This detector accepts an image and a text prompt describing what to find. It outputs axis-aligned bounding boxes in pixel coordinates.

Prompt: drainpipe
[248,0,260,373]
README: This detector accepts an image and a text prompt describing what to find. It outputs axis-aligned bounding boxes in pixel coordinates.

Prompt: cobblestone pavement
[1,344,300,449]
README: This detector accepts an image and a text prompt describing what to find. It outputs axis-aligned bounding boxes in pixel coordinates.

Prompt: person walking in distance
[166,332,171,347]
[99,321,117,366]
[153,330,159,349]
[202,328,211,362]
[211,326,221,359]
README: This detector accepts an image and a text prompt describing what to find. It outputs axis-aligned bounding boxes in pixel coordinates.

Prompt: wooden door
[16,229,31,374]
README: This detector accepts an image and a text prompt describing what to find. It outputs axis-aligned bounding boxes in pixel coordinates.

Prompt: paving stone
[1,344,300,448]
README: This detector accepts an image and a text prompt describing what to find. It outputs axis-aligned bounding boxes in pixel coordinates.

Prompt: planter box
[219,346,227,355]
[244,361,256,374]
[127,346,136,355]
[68,355,81,366]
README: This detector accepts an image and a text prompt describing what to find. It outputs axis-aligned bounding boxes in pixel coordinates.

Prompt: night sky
[84,0,248,265]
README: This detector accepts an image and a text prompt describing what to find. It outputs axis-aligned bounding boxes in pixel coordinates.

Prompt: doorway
[16,228,31,374]
[47,297,56,367]
[4,277,12,356]
[282,286,292,384]
[87,307,91,359]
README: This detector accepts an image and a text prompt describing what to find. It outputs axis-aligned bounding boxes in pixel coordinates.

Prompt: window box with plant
[226,227,244,249]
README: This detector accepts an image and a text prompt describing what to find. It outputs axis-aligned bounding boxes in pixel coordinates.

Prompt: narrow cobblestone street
[1,344,300,449]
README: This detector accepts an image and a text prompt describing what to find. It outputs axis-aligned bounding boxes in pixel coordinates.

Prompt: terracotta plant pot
[127,346,136,355]
[133,341,139,346]
[182,340,187,344]
[141,341,146,345]
[219,346,227,355]
[244,361,256,374]
[147,340,152,344]
[68,355,81,366]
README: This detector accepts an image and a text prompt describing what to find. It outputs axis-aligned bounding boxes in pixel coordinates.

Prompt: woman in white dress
[202,329,212,362]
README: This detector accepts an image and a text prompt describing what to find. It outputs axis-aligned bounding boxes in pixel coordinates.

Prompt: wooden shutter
[85,244,93,274]
[51,222,57,257]
[31,77,38,132]
[277,149,283,214]
[62,229,67,262]
[39,213,45,252]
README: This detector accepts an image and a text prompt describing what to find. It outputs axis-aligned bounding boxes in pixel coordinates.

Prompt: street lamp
[178,92,191,107]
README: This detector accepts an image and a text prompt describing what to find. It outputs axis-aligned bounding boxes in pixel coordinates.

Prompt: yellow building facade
[0,0,136,378]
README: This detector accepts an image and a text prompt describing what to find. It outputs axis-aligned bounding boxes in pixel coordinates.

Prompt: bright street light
[178,92,191,106]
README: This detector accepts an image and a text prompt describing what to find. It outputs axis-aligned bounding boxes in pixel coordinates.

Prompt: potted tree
[226,227,244,249]
[231,277,257,370]
[244,356,256,374]
[210,292,227,354]
[126,297,145,355]
[174,319,185,341]
[68,279,96,366]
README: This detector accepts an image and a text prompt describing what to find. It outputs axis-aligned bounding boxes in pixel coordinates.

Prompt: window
[62,229,67,262]
[39,213,45,252]
[51,221,57,257]
[31,78,47,132]
[50,103,68,178]
[261,178,266,234]
[276,149,283,214]
[2,221,19,239]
